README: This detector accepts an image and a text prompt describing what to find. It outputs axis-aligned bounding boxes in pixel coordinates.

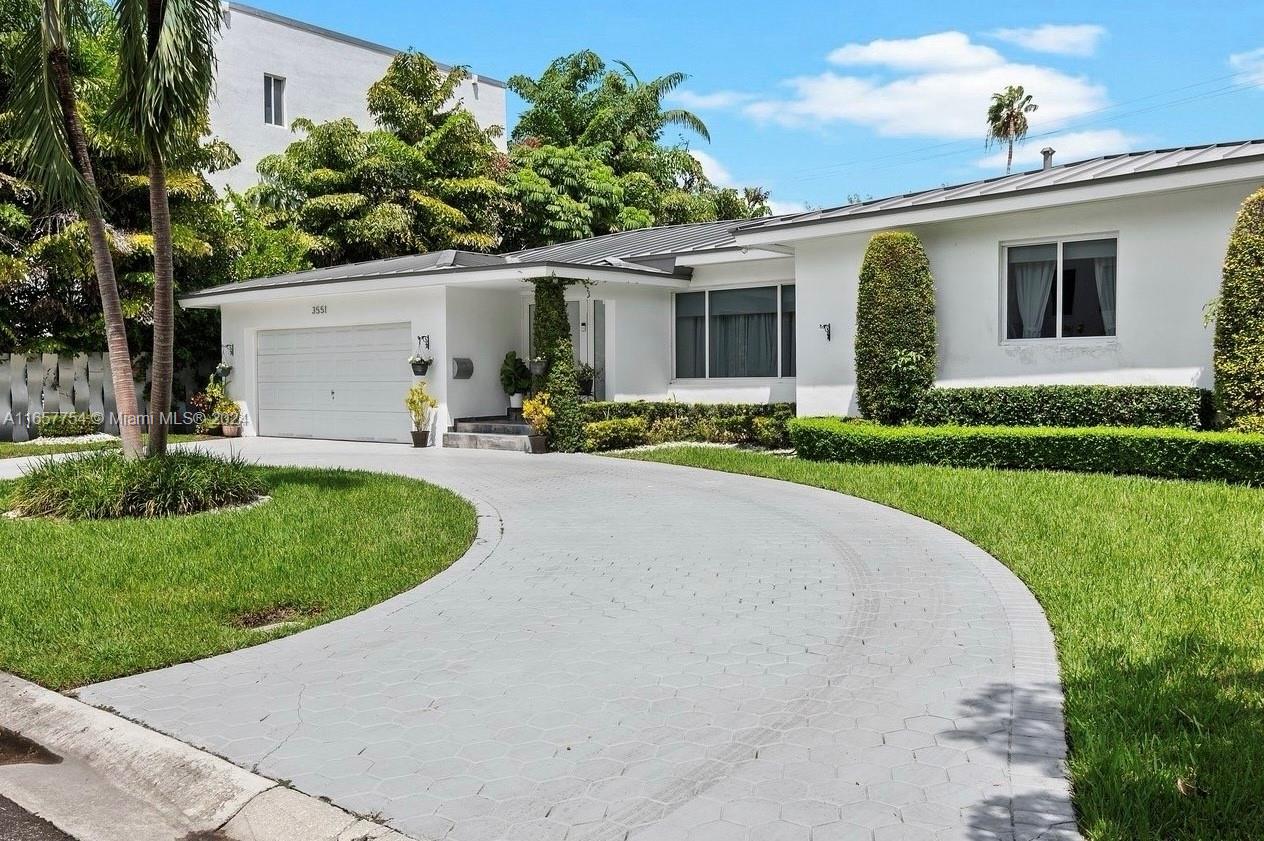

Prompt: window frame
[672,282,796,382]
[264,74,286,127]
[999,231,1119,345]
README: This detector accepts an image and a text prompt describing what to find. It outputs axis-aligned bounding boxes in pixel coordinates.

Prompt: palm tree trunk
[146,150,174,457]
[1006,141,1014,175]
[48,47,145,459]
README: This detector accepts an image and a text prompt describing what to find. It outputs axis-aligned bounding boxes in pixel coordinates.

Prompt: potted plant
[521,392,551,454]
[408,351,432,376]
[528,355,546,377]
[404,381,438,447]
[216,399,242,438]
[576,362,598,397]
[500,352,531,410]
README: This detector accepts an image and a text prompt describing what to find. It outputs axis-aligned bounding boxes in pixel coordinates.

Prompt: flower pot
[528,434,548,454]
[509,393,524,409]
[410,430,430,448]
[528,358,546,377]
[410,360,431,376]
[222,424,241,438]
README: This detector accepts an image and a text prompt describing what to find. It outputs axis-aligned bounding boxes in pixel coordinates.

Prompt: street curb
[0,672,415,841]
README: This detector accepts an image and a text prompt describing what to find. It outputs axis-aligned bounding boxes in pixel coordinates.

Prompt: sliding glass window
[674,285,795,379]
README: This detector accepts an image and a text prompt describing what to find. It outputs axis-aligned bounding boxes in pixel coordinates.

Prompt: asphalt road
[0,796,73,840]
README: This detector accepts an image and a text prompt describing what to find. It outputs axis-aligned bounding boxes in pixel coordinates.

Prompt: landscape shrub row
[789,417,1264,485]
[580,401,795,451]
[911,385,1213,430]
[35,412,98,438]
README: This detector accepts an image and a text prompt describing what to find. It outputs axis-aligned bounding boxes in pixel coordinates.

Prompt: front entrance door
[528,298,605,399]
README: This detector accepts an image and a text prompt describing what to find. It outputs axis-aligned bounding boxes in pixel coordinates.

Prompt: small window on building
[1006,238,1116,340]
[264,74,286,126]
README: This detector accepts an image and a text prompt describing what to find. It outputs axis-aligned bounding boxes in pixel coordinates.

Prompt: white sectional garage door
[256,323,412,443]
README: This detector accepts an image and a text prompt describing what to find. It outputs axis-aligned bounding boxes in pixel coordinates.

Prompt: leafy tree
[505,51,770,249]
[113,0,222,454]
[986,85,1038,175]
[1214,187,1264,429]
[855,231,937,424]
[8,0,144,456]
[251,52,505,265]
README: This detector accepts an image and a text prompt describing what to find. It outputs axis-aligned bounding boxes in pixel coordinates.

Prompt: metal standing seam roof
[737,138,1264,234]
[182,219,763,300]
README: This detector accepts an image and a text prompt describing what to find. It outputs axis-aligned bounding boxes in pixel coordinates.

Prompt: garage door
[256,322,413,443]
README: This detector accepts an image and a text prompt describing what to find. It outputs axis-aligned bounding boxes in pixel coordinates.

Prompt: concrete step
[454,421,534,435]
[443,432,534,452]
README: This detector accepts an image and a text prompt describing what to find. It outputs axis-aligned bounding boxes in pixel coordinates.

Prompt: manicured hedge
[912,385,1214,430]
[1214,186,1264,428]
[36,412,98,438]
[789,417,1264,485]
[581,401,795,447]
[583,417,649,452]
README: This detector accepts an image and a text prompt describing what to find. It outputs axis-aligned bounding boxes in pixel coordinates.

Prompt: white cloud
[743,32,1108,140]
[769,199,809,216]
[989,24,1106,57]
[828,31,1002,71]
[689,149,734,186]
[975,129,1139,170]
[669,89,754,109]
[1230,47,1264,86]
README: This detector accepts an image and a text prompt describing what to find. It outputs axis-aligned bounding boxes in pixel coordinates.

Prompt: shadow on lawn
[264,467,373,492]
[948,635,1264,840]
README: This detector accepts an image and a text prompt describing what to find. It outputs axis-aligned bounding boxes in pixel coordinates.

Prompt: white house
[209,2,507,192]
[181,140,1264,446]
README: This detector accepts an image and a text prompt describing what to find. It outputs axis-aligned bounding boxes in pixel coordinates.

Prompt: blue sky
[254,0,1264,213]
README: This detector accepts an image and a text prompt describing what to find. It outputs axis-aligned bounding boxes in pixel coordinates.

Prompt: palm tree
[986,85,1038,175]
[11,0,145,458]
[113,0,221,456]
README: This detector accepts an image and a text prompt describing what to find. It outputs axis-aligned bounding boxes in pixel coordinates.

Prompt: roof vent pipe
[1041,147,1055,170]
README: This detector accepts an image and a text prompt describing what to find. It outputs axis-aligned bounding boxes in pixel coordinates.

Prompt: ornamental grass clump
[10,451,267,519]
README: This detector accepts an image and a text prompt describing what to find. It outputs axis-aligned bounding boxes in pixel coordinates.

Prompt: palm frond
[661,109,710,142]
[10,0,98,211]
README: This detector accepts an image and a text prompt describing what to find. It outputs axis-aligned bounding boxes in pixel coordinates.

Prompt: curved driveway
[80,439,1077,841]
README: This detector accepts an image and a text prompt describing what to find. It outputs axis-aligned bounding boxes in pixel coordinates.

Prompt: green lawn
[0,433,207,460]
[621,446,1264,841]
[0,466,475,690]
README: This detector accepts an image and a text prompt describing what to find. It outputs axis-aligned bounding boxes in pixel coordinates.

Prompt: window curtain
[1094,257,1117,335]
[675,292,706,378]
[710,313,777,377]
[1013,261,1056,338]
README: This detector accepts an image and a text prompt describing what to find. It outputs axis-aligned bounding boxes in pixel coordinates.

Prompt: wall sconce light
[818,323,832,342]
[221,343,235,356]
[417,335,430,351]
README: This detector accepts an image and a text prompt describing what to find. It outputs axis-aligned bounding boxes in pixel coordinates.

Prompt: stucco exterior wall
[445,287,523,421]
[210,4,507,193]
[218,286,449,437]
[792,179,1261,416]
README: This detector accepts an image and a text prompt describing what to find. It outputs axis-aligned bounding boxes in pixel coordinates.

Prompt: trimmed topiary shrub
[583,417,649,452]
[789,417,1264,485]
[36,412,99,438]
[545,339,584,452]
[10,451,267,519]
[913,385,1212,430]
[1214,188,1264,428]
[855,231,937,424]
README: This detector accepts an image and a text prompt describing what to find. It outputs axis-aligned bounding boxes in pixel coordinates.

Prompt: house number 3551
[311,305,327,315]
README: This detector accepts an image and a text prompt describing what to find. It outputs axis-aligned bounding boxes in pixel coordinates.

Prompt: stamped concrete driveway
[81,439,1077,841]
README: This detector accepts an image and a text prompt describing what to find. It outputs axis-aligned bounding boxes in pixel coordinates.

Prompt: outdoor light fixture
[417,334,430,351]
[819,323,832,342]
[221,343,235,356]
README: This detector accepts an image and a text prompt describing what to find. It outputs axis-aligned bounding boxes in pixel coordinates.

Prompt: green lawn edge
[0,465,476,690]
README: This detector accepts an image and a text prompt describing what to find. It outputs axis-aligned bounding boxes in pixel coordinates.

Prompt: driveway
[79,439,1076,841]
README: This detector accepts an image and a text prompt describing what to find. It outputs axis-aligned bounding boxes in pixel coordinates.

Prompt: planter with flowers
[408,352,432,376]
[404,381,438,447]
